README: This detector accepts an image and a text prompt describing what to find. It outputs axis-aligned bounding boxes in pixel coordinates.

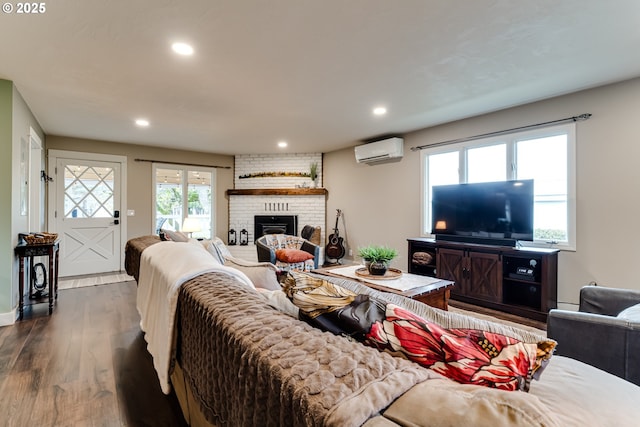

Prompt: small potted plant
[309,162,318,187]
[358,245,398,276]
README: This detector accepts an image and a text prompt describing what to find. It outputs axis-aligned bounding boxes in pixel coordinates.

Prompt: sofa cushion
[380,378,560,427]
[224,256,281,290]
[617,303,640,321]
[276,248,314,263]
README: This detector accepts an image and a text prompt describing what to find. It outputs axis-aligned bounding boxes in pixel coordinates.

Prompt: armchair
[256,234,320,272]
[547,286,640,385]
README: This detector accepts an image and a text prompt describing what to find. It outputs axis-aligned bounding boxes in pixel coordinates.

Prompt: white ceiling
[2,0,640,155]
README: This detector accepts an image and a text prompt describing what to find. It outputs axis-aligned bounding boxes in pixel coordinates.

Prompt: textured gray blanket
[176,271,439,427]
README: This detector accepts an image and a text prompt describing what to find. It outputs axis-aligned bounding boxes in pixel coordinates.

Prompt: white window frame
[152,163,216,239]
[420,123,576,250]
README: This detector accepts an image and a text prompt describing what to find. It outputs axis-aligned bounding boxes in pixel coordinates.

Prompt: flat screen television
[431,179,534,246]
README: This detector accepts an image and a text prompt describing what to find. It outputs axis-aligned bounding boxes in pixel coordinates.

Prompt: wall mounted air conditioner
[354,137,404,164]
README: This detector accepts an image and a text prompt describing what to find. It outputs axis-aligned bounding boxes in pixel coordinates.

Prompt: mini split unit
[354,137,404,164]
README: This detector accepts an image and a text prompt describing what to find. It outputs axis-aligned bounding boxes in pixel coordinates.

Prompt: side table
[14,240,60,320]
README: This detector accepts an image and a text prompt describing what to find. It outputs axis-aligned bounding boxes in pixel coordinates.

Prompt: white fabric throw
[136,240,254,393]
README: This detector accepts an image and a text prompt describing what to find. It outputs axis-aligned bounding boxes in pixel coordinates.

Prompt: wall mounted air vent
[354,137,404,164]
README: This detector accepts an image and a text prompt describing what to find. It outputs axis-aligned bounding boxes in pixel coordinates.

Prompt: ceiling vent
[354,137,404,164]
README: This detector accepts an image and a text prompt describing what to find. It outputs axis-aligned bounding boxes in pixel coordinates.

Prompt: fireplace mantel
[226,188,327,196]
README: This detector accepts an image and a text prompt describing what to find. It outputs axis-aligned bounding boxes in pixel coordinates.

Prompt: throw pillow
[276,248,314,263]
[256,288,299,318]
[617,303,640,321]
[199,239,225,264]
[161,229,189,242]
[224,256,281,290]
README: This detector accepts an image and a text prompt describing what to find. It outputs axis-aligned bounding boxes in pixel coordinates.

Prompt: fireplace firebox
[254,215,298,241]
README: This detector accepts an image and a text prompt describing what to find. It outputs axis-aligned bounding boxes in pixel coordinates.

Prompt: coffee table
[314,265,455,311]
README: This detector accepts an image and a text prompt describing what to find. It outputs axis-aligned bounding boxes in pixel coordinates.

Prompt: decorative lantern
[228,228,237,245]
[239,228,249,246]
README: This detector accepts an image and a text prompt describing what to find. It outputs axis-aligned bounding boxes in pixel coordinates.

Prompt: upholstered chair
[547,286,640,386]
[256,234,320,272]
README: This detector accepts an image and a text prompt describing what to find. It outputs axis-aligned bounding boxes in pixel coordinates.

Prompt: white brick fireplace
[227,153,325,262]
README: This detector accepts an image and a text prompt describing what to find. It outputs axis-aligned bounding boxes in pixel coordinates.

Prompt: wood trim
[226,188,327,196]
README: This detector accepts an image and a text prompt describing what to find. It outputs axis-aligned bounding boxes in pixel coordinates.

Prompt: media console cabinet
[407,237,559,322]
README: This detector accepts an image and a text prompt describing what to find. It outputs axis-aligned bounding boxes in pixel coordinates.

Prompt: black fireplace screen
[254,215,298,241]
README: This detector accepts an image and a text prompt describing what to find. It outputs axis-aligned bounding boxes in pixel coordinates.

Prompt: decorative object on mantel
[226,188,327,196]
[228,229,237,245]
[239,171,310,179]
[358,245,398,276]
[309,162,318,188]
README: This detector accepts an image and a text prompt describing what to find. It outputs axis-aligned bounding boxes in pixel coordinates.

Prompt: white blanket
[136,240,254,393]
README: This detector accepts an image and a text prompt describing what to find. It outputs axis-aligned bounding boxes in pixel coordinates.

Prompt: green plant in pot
[358,245,398,276]
[309,162,318,187]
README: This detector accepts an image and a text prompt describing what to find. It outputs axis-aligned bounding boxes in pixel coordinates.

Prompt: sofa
[547,285,640,385]
[126,236,640,427]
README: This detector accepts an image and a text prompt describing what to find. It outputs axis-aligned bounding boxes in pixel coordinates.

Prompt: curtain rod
[410,113,592,151]
[134,158,232,169]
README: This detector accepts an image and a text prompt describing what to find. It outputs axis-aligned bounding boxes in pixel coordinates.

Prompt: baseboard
[0,309,17,326]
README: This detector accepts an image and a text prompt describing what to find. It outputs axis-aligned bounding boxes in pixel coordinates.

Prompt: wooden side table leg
[48,247,54,314]
[18,255,25,320]
[54,246,59,299]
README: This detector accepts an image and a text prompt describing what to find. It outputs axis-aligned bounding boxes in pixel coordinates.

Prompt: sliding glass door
[153,164,215,239]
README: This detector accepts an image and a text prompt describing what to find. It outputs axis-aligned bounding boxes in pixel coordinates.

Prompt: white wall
[324,77,640,308]
[230,153,325,243]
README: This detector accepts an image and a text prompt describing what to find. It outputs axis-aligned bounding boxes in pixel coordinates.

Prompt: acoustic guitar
[325,209,346,261]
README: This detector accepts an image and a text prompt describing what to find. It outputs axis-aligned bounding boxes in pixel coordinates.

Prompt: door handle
[110,220,120,225]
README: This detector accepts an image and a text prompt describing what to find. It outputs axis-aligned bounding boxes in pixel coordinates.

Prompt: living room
[2,2,640,425]
[6,77,639,317]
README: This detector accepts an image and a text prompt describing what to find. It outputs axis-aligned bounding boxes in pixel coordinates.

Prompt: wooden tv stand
[407,238,558,322]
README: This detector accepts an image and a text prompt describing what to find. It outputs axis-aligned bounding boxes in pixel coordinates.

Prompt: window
[153,164,216,239]
[421,123,576,249]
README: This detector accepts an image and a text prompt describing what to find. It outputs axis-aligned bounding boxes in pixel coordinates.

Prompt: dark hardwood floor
[0,281,187,427]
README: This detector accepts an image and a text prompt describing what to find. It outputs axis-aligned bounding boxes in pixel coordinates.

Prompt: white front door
[48,151,126,277]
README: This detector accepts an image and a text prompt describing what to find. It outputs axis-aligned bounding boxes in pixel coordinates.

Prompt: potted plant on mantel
[358,245,398,276]
[309,162,318,188]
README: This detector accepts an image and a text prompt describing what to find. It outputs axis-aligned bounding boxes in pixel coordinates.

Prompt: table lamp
[182,217,201,238]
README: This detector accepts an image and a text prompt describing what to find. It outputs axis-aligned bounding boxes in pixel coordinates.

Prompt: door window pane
[64,165,114,218]
[154,166,215,239]
[155,168,183,232]
[187,171,212,239]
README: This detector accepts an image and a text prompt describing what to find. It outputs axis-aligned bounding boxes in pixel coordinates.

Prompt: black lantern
[228,229,237,245]
[239,228,249,245]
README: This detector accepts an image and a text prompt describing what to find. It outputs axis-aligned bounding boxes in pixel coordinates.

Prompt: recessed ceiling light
[172,42,194,56]
[277,141,288,148]
[373,106,387,116]
[135,119,150,127]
